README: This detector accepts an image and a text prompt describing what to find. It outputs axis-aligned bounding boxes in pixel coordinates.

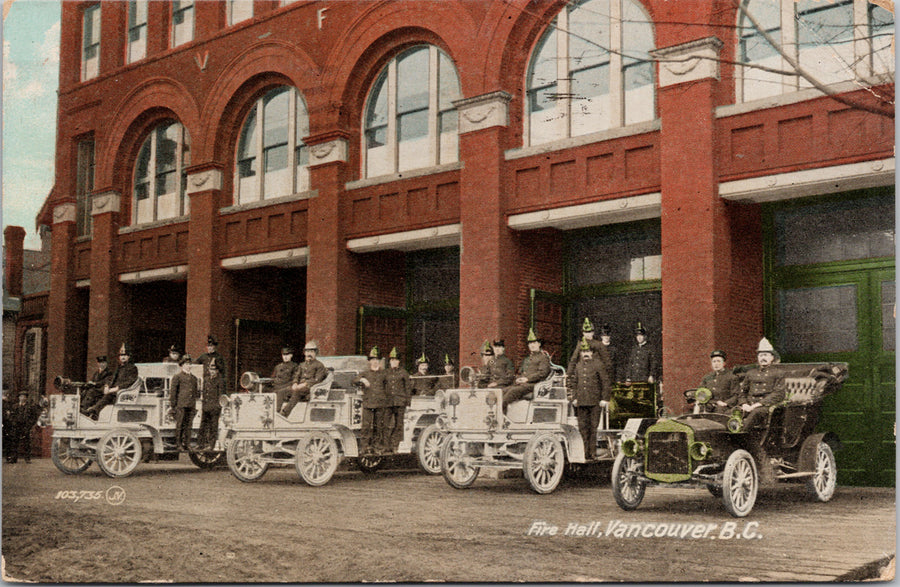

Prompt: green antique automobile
[611,362,848,517]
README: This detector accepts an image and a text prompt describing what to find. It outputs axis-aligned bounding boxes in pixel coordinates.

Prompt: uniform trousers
[174,407,196,449]
[198,407,220,448]
[387,406,406,451]
[502,384,535,409]
[361,407,389,453]
[280,385,309,417]
[575,405,601,458]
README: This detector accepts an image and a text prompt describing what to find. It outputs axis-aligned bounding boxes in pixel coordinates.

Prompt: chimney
[4,225,26,297]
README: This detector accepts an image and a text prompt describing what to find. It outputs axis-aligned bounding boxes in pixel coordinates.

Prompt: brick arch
[320,1,478,132]
[200,40,322,164]
[100,78,200,197]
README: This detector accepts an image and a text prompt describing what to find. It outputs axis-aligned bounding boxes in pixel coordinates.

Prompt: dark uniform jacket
[385,367,412,406]
[568,356,611,406]
[739,365,785,407]
[170,371,200,408]
[89,366,113,388]
[700,369,739,408]
[354,368,389,408]
[201,375,226,411]
[410,375,439,396]
[486,355,515,387]
[624,343,658,382]
[517,351,552,386]
[10,400,41,432]
[271,361,299,387]
[110,362,139,390]
[293,358,328,388]
[196,351,227,382]
[568,339,612,378]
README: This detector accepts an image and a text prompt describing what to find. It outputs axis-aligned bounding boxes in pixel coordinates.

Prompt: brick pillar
[305,133,357,356]
[4,225,25,297]
[454,91,519,365]
[88,191,127,363]
[655,37,746,412]
[46,203,79,384]
[185,166,231,360]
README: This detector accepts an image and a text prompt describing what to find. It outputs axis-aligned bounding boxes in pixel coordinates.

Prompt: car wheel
[611,452,646,510]
[357,454,384,474]
[523,433,565,494]
[226,439,268,482]
[806,441,837,502]
[188,449,226,469]
[416,424,444,475]
[295,432,340,487]
[96,429,142,478]
[440,436,480,489]
[50,437,92,475]
[721,449,758,518]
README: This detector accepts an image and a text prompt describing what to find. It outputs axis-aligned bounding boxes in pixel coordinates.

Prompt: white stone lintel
[186,169,223,195]
[719,158,895,203]
[347,224,461,253]
[453,91,512,134]
[221,247,310,270]
[119,264,188,284]
[91,191,121,216]
[507,193,662,231]
[651,37,723,88]
[52,203,77,224]
[307,139,349,166]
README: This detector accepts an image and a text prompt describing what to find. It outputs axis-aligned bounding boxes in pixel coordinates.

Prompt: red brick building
[40,0,893,484]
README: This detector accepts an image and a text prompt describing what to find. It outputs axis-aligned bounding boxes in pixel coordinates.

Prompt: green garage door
[768,190,895,486]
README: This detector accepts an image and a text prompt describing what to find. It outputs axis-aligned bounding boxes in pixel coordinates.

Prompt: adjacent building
[39,0,894,484]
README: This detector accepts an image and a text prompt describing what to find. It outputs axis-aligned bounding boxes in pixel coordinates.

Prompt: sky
[2,0,61,250]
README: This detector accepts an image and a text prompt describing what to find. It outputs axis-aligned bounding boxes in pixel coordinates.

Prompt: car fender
[560,424,583,462]
[798,431,841,472]
[332,425,358,457]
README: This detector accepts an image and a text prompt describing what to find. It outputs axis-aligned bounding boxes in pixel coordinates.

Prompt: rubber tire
[295,432,340,487]
[611,452,646,511]
[806,441,837,502]
[96,429,143,478]
[721,449,758,518]
[50,437,92,475]
[226,439,268,482]
[188,449,226,469]
[416,424,444,475]
[523,433,566,494]
[440,436,480,489]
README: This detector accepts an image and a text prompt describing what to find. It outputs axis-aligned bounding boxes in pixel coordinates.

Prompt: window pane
[172,1,194,46]
[398,109,428,141]
[155,124,178,175]
[295,146,310,192]
[529,26,558,89]
[882,281,895,351]
[775,195,895,266]
[569,0,610,71]
[228,0,253,25]
[624,61,654,125]
[797,0,854,86]
[134,139,151,183]
[238,105,258,160]
[263,89,289,148]
[438,52,460,110]
[397,48,429,113]
[869,4,895,75]
[264,144,288,172]
[568,223,661,286]
[778,285,858,354]
[366,71,389,129]
[739,0,784,102]
[571,64,610,136]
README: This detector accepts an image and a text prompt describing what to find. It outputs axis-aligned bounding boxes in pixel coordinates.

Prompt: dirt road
[2,457,895,582]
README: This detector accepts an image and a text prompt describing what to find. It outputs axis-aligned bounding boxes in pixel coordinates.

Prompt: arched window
[234,87,310,205]
[738,0,894,103]
[133,120,191,225]
[525,0,655,146]
[363,45,460,178]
